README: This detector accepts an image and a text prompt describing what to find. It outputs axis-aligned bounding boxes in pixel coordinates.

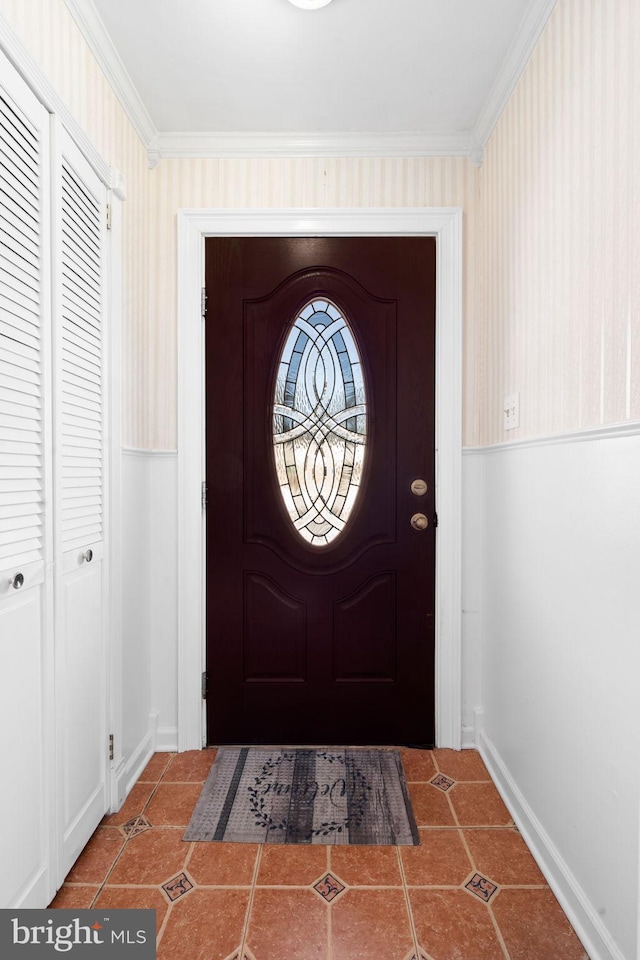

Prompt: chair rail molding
[176,208,463,752]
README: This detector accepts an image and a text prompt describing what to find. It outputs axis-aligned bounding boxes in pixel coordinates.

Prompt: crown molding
[63,0,158,149]
[155,130,479,163]
[473,0,558,148]
[58,0,559,167]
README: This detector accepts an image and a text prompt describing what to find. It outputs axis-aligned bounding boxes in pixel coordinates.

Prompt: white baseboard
[112,719,157,813]
[155,726,179,752]
[479,730,626,960]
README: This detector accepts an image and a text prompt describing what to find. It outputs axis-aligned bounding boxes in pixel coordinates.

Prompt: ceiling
[65,0,556,162]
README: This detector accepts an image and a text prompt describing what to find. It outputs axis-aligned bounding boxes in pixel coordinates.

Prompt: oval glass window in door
[273,299,367,545]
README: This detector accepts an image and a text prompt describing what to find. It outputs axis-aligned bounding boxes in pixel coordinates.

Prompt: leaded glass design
[273,299,367,545]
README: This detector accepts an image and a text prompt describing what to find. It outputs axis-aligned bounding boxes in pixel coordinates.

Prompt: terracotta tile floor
[50,748,590,960]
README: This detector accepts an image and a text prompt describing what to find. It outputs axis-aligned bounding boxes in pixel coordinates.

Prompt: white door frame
[177,208,462,750]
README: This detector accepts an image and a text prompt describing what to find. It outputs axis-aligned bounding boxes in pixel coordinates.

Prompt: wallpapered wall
[480,0,640,444]
[1,0,638,448]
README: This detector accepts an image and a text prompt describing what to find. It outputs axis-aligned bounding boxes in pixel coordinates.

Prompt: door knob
[82,549,93,563]
[10,572,24,589]
[410,513,429,531]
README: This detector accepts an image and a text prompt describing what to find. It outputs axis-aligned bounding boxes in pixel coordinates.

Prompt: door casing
[177,208,462,750]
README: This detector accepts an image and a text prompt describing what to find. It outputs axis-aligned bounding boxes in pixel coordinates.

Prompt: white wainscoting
[465,426,640,960]
[117,449,178,808]
[148,452,179,751]
[461,452,483,748]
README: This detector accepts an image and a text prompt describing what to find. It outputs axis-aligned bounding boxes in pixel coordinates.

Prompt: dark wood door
[205,237,435,745]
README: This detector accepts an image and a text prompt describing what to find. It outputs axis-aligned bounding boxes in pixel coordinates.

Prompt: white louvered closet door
[54,127,109,883]
[0,51,53,908]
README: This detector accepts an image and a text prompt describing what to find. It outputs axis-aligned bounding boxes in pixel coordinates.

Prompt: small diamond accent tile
[312,872,346,903]
[464,872,498,903]
[162,871,195,902]
[431,774,455,792]
[121,815,152,838]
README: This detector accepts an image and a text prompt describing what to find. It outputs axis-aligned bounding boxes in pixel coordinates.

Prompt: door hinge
[434,511,438,528]
[201,671,208,700]
[202,481,208,510]
[106,204,112,230]
[108,733,114,761]
[201,286,207,318]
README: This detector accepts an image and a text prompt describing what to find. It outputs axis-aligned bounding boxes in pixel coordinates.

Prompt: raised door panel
[333,573,397,682]
[243,572,307,682]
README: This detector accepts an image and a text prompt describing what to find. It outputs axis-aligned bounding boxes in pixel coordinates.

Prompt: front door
[205,236,435,745]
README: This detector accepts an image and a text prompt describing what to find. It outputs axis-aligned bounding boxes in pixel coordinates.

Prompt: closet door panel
[58,560,104,837]
[54,129,108,884]
[0,51,52,908]
[0,588,47,905]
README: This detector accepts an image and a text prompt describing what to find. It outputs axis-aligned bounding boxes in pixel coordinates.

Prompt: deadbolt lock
[410,478,428,496]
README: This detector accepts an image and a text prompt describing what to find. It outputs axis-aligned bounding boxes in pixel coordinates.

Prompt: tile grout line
[393,824,519,831]
[444,783,461,829]
[326,846,332,960]
[121,756,178,950]
[404,884,500,891]
[408,779,493,784]
[254,882,409,890]
[155,889,175,948]
[88,827,137,909]
[182,840,196,880]
[88,755,177,912]
[239,844,263,959]
[457,826,477,876]
[396,845,421,960]
[457,825,511,960]
[488,902,512,960]
[140,756,177,817]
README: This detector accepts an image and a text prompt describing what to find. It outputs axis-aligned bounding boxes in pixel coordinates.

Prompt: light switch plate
[504,393,520,431]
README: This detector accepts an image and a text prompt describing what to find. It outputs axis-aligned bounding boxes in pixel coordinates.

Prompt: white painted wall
[475,429,640,960]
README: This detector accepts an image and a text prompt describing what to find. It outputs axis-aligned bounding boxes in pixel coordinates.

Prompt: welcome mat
[183,747,420,845]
